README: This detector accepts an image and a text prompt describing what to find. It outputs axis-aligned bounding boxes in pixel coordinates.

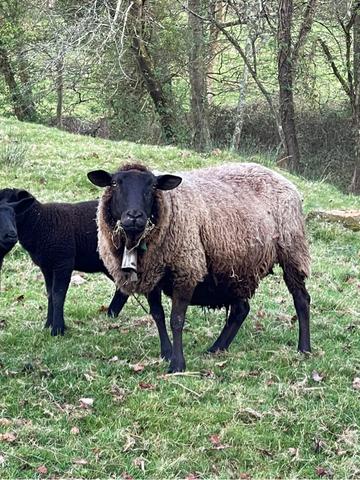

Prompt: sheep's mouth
[123,227,145,249]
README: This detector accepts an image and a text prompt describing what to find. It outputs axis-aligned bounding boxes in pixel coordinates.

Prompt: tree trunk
[231,36,252,151]
[56,57,64,127]
[278,0,301,172]
[188,0,211,151]
[0,44,36,122]
[130,0,177,144]
[17,49,37,120]
[351,5,360,194]
[207,0,223,104]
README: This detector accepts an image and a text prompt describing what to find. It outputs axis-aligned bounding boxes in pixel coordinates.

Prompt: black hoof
[168,359,186,373]
[206,346,226,354]
[161,348,173,362]
[298,346,311,354]
[51,325,65,336]
[44,320,52,329]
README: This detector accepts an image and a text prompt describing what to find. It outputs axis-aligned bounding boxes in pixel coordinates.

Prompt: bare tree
[278,0,300,171]
[188,0,211,151]
[319,0,360,193]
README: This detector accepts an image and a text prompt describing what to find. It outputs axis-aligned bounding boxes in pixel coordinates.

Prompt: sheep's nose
[126,210,144,220]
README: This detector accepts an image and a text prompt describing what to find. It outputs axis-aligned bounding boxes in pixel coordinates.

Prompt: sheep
[0,188,130,336]
[88,162,311,373]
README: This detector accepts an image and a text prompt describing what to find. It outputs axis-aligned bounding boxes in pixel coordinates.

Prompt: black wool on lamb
[0,188,129,336]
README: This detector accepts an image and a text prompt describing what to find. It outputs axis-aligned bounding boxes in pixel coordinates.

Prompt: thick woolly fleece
[97,163,310,302]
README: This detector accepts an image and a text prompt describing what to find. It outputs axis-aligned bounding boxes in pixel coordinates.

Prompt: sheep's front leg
[148,287,172,361]
[42,269,54,329]
[168,292,191,373]
[107,290,128,317]
[51,268,72,336]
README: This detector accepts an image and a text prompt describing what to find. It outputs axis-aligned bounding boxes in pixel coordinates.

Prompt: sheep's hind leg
[148,287,172,361]
[283,265,311,353]
[207,299,250,353]
[42,269,54,329]
[51,268,72,336]
[107,290,128,317]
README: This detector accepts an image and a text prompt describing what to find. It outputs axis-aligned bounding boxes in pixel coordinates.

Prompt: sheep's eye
[111,181,117,187]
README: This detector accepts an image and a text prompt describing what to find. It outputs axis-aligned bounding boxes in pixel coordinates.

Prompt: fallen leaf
[79,397,94,409]
[131,363,144,373]
[312,370,324,382]
[214,361,227,368]
[288,447,299,460]
[239,474,251,480]
[0,419,12,426]
[70,426,80,435]
[237,407,263,422]
[121,473,134,480]
[111,385,126,402]
[98,305,108,313]
[352,377,360,390]
[123,434,136,452]
[36,465,48,475]
[185,474,200,480]
[0,319,6,329]
[0,432,16,443]
[109,356,119,363]
[71,274,86,286]
[133,457,145,472]
[73,458,88,465]
[15,294,24,302]
[316,466,334,478]
[84,372,95,382]
[138,382,155,390]
[337,428,358,447]
[209,434,228,450]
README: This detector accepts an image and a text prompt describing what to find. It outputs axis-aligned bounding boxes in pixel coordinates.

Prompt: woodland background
[1,0,360,194]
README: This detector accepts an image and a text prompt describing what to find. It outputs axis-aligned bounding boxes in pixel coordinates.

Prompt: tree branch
[292,0,318,67]
[318,38,352,99]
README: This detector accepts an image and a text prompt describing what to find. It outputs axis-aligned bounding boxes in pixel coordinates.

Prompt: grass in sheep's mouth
[0,117,359,479]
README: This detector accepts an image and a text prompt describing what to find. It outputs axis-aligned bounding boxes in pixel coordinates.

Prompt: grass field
[0,117,359,479]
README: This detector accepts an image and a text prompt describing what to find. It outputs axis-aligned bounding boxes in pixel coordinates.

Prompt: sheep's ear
[87,170,112,187]
[9,196,35,215]
[156,174,182,191]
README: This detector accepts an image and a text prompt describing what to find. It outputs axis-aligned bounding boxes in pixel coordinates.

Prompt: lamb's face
[0,203,18,253]
[88,167,182,248]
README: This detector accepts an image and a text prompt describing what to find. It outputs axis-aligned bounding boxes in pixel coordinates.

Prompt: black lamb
[0,188,129,336]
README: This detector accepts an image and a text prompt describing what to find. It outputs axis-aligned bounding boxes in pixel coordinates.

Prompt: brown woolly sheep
[88,162,311,373]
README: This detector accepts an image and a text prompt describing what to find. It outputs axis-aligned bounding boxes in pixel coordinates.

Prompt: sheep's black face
[0,203,18,252]
[0,191,35,267]
[88,168,182,248]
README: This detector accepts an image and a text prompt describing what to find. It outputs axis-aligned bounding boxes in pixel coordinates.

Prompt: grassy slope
[0,117,359,479]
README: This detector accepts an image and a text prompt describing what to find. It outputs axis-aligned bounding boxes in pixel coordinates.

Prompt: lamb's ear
[9,196,35,215]
[87,170,112,187]
[156,174,182,191]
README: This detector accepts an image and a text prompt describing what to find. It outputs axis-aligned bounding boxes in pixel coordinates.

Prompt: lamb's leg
[207,299,250,353]
[148,287,172,361]
[51,268,72,336]
[283,265,311,352]
[107,290,128,317]
[168,292,191,373]
[42,269,54,329]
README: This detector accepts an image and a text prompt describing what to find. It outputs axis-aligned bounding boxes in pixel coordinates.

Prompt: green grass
[0,117,359,479]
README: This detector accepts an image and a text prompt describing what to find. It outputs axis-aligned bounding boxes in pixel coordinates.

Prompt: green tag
[140,242,147,252]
